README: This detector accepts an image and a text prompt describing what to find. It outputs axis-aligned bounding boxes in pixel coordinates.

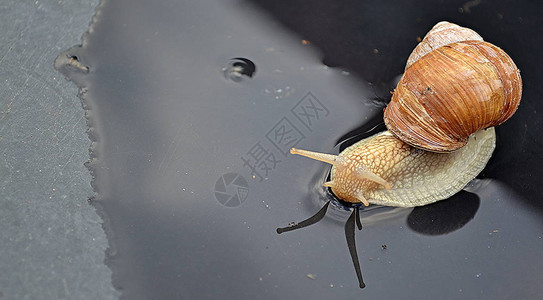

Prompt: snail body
[291,22,522,207]
[291,127,495,207]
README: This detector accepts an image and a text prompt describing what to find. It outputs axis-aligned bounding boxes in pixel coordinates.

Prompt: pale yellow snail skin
[290,127,495,207]
[290,21,521,208]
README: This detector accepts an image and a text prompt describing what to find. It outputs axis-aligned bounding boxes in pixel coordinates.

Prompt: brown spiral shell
[384,22,522,152]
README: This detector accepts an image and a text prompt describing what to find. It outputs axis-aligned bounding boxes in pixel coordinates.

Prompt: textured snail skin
[330,128,495,207]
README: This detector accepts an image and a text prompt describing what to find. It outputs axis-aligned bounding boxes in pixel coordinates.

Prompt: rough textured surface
[331,128,495,207]
[0,1,118,299]
[370,129,496,206]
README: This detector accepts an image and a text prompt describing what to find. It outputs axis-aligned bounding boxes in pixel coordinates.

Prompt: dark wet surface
[59,0,543,299]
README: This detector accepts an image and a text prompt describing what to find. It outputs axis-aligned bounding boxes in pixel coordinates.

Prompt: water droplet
[222,58,256,82]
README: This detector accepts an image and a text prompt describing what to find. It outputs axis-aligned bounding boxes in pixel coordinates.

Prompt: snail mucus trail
[277,21,522,289]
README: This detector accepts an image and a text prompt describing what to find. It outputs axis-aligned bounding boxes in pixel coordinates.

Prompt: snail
[279,21,522,289]
[290,21,522,207]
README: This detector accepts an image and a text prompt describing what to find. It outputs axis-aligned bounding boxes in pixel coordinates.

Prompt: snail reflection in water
[277,22,522,288]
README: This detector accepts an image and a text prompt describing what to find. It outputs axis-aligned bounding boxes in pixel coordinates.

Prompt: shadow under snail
[291,21,522,207]
[278,21,522,289]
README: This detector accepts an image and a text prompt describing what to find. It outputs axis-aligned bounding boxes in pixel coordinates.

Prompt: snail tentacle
[323,181,334,187]
[290,147,390,189]
[354,166,392,189]
[289,148,339,165]
[355,191,370,206]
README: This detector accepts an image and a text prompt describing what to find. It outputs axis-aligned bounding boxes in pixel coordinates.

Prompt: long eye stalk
[290,148,339,165]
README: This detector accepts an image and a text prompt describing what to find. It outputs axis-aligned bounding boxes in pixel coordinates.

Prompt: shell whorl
[384,22,521,152]
[406,21,483,69]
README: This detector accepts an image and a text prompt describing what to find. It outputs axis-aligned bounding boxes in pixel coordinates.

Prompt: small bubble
[222,58,256,82]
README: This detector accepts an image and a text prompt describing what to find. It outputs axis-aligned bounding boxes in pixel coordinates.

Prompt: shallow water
[58,0,543,298]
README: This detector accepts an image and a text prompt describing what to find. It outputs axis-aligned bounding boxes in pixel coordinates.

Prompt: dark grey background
[2,0,542,299]
[61,0,542,299]
[0,1,118,299]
